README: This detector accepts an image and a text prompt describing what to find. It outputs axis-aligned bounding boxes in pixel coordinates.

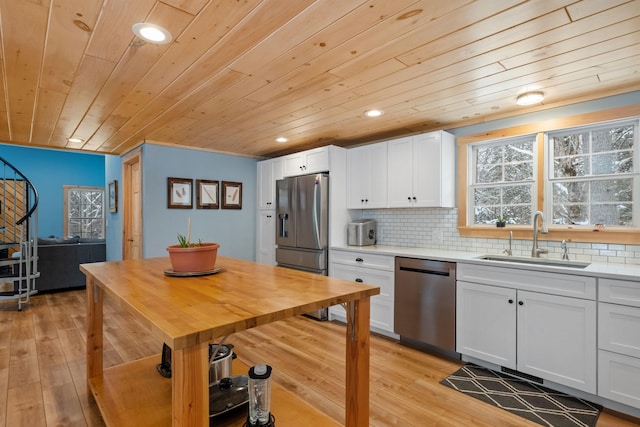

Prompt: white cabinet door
[456,281,516,368]
[413,132,455,207]
[256,211,276,265]
[517,290,596,394]
[304,147,330,174]
[347,143,387,209]
[257,159,283,210]
[387,131,455,208]
[368,143,388,208]
[387,136,414,207]
[598,350,640,409]
[283,147,329,176]
[347,146,368,209]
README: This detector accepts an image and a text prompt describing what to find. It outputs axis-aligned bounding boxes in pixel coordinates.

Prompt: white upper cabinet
[347,142,388,209]
[282,146,330,176]
[257,158,283,210]
[387,131,455,208]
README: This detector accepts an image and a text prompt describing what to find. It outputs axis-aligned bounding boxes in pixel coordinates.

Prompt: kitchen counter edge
[331,245,640,283]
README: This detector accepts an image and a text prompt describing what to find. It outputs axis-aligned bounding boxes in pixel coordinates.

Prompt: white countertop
[331,244,640,282]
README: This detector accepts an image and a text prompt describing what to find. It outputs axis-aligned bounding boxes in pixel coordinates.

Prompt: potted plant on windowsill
[166,220,219,273]
[496,216,506,228]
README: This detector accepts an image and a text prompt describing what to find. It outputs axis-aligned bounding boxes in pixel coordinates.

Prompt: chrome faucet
[503,230,513,256]
[531,211,548,257]
[561,240,569,260]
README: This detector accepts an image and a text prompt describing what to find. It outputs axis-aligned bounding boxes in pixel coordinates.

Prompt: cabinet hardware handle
[365,199,368,202]
[361,199,365,203]
[355,257,363,262]
[355,278,363,283]
[518,301,524,306]
[407,197,411,201]
[266,215,272,218]
[508,299,513,304]
[412,197,416,201]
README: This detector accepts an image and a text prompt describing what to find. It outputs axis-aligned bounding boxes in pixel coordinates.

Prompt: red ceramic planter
[166,243,219,272]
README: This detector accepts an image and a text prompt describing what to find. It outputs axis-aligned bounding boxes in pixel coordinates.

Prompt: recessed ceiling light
[68,137,84,143]
[364,109,384,117]
[275,137,288,143]
[132,23,172,44]
[516,91,544,106]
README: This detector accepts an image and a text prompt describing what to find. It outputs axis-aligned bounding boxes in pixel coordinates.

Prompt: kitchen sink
[476,254,590,269]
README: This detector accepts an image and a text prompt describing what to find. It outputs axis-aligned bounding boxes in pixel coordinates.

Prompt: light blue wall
[105,155,122,261]
[0,143,106,237]
[141,144,258,261]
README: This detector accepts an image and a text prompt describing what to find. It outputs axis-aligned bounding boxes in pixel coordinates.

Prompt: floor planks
[0,289,638,426]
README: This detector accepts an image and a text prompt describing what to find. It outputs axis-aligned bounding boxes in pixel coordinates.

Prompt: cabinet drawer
[599,302,640,358]
[599,278,640,307]
[598,350,640,409]
[330,250,394,270]
[330,263,394,300]
[457,263,596,300]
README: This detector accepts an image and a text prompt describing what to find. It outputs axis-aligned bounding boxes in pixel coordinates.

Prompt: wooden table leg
[345,297,370,427]
[172,341,209,426]
[86,278,104,397]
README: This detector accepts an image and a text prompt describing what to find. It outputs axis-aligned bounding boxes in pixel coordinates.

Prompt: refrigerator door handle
[279,213,289,237]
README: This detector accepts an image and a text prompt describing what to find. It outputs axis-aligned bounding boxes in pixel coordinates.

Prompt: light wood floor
[0,290,638,427]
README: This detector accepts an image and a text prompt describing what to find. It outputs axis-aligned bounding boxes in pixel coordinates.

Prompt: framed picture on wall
[167,177,193,209]
[221,181,242,210]
[108,180,118,213]
[196,179,219,209]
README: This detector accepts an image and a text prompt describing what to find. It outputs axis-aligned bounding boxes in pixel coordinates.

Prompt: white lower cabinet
[329,250,395,336]
[598,278,640,409]
[598,350,640,409]
[456,281,516,367]
[456,264,597,394]
[256,211,275,265]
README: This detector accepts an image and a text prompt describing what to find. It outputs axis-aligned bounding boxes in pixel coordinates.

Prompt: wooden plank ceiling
[0,0,639,158]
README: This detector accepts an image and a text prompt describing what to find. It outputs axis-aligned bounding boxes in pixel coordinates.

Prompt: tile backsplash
[361,208,640,265]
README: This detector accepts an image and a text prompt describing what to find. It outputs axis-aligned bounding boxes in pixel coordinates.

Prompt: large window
[547,120,637,227]
[63,186,105,239]
[470,135,536,225]
[457,104,640,244]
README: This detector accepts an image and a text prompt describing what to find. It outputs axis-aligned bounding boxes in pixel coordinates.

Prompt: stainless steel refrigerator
[276,173,329,320]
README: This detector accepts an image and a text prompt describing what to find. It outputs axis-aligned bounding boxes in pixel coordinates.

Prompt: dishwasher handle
[398,266,450,276]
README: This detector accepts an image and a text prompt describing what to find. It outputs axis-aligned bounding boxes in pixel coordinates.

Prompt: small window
[470,135,537,225]
[63,186,105,238]
[546,120,638,227]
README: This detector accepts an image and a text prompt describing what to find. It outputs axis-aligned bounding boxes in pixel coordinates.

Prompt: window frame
[63,185,106,239]
[468,134,538,227]
[457,104,640,244]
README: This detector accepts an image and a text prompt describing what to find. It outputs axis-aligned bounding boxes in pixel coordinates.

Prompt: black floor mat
[441,364,601,427]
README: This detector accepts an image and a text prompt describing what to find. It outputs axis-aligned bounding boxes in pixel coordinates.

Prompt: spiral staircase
[0,157,39,310]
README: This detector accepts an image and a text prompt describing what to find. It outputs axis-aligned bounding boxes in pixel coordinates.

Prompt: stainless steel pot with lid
[156,341,236,384]
[208,342,235,385]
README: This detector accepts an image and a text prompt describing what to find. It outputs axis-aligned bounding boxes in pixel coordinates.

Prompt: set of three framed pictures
[167,177,242,210]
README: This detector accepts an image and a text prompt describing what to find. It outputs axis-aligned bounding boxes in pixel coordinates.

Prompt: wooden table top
[80,256,379,350]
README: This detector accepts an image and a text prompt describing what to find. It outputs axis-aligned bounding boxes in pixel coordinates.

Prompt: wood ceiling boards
[1,0,639,158]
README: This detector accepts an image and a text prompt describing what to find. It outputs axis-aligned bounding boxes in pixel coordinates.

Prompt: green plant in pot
[496,216,506,228]
[167,220,219,272]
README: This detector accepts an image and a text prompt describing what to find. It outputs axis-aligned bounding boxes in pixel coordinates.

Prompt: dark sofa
[36,237,106,292]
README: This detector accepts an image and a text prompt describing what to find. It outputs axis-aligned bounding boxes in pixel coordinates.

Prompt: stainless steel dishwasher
[394,257,456,353]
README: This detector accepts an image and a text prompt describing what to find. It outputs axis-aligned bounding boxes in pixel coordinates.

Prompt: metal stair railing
[0,156,39,310]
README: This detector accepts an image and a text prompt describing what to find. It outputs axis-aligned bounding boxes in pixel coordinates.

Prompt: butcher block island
[81,256,379,427]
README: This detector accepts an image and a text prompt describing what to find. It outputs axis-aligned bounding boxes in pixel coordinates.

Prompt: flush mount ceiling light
[364,109,384,117]
[132,23,172,44]
[516,91,544,106]
[275,137,288,143]
[67,137,84,143]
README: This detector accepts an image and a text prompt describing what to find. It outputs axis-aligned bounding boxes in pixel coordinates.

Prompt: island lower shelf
[88,354,341,427]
